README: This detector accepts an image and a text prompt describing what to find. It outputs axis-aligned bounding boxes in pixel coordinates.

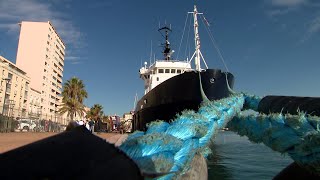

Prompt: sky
[0,0,319,115]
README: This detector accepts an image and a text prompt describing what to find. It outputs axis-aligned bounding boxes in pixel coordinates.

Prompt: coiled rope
[119,93,244,179]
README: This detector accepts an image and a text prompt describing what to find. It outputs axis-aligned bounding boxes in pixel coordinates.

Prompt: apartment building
[16,21,65,121]
[29,88,41,119]
[0,56,30,118]
[121,112,133,132]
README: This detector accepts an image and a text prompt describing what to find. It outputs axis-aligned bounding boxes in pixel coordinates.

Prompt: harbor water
[208,131,293,180]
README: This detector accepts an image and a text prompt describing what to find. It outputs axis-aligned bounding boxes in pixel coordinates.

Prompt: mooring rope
[119,92,320,178]
[119,93,244,179]
[229,94,320,175]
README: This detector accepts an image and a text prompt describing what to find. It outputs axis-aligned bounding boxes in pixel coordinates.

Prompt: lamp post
[2,78,11,116]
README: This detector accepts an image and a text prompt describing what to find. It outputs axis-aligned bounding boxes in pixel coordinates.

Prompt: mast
[158,26,172,61]
[189,5,203,71]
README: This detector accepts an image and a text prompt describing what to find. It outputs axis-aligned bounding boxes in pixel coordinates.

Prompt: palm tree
[86,104,104,121]
[59,77,88,121]
[62,77,88,104]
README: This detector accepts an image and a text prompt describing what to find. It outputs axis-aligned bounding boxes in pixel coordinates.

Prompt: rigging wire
[177,13,189,60]
[200,15,229,72]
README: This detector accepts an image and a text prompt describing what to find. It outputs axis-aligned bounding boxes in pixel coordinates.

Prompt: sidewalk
[0,132,124,153]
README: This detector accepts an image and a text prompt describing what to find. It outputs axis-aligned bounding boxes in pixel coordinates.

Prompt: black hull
[133,69,234,131]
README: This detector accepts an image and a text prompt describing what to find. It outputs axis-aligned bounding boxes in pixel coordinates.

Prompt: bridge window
[171,69,176,73]
[158,69,164,73]
[177,69,182,74]
[165,69,170,73]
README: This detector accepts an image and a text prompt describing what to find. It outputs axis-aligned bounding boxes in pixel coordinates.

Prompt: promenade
[0,132,120,153]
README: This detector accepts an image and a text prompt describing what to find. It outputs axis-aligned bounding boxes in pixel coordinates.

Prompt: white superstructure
[139,5,206,95]
[139,60,191,94]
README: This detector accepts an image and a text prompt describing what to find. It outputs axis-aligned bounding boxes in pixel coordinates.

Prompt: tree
[86,104,104,122]
[59,77,88,121]
[62,77,88,104]
[102,115,111,132]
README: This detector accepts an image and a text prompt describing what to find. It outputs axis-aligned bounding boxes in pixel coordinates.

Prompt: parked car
[16,119,36,132]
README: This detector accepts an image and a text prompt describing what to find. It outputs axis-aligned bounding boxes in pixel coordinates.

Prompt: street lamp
[2,78,11,115]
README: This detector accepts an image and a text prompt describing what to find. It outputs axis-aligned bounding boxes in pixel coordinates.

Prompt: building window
[158,69,164,73]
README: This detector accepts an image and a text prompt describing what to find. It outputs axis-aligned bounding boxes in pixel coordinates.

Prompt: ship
[132,5,234,131]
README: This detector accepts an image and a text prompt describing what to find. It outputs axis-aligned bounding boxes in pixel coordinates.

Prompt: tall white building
[16,21,65,122]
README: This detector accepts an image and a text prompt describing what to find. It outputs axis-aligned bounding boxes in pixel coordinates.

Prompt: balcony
[56,91,61,96]
[59,60,64,67]
[5,87,11,94]
[57,79,62,84]
[57,72,63,78]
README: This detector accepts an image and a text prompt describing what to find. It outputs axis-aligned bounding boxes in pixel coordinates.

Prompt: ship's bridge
[139,60,192,94]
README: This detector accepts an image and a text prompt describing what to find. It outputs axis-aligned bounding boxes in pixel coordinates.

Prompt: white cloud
[301,15,320,42]
[266,8,292,17]
[65,56,80,60]
[307,16,320,33]
[64,56,83,65]
[265,0,320,42]
[265,0,309,17]
[270,0,308,7]
[0,0,84,60]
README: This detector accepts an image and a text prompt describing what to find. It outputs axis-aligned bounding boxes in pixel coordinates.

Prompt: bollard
[258,96,320,116]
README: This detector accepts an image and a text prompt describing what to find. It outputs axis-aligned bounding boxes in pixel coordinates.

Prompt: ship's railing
[148,60,190,67]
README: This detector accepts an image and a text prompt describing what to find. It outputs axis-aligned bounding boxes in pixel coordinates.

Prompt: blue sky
[0,0,320,115]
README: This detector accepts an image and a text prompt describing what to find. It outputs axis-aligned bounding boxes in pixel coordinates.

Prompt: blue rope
[242,93,262,111]
[119,92,320,178]
[228,94,320,175]
[119,93,244,179]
